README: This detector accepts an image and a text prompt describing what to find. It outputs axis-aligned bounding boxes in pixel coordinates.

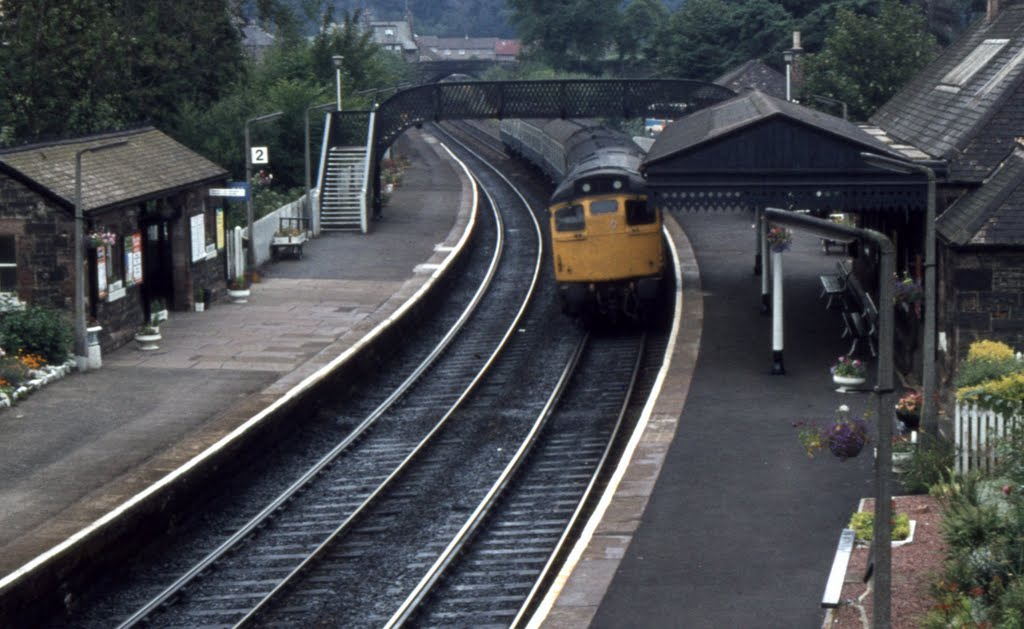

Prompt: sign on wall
[190,213,206,262]
[216,208,225,249]
[130,233,143,284]
[96,246,107,299]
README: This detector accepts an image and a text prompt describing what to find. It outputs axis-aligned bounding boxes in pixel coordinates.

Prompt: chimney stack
[989,0,1002,20]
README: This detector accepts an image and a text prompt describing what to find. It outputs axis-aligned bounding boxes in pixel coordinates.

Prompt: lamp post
[305,101,335,232]
[74,140,127,371]
[244,111,284,270]
[332,55,344,111]
[861,152,938,437]
[783,31,803,102]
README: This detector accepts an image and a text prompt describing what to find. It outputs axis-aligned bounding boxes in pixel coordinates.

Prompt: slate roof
[0,127,227,213]
[937,145,1024,245]
[714,60,786,100]
[870,3,1024,182]
[369,21,417,52]
[645,89,908,166]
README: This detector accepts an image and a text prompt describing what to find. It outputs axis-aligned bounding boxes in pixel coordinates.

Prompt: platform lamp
[74,140,127,371]
[244,111,284,270]
[305,101,335,231]
[783,31,803,102]
[333,55,344,111]
[861,152,937,437]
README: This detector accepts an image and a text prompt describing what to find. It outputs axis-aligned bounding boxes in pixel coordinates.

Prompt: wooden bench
[841,273,878,357]
[819,260,850,310]
[822,528,856,608]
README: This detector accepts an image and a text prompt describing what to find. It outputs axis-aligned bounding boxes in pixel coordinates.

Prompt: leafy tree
[802,0,937,120]
[507,0,618,71]
[0,0,245,143]
[617,0,669,66]
[648,0,792,81]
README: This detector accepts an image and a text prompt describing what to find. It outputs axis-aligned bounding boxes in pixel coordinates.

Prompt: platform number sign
[251,146,269,165]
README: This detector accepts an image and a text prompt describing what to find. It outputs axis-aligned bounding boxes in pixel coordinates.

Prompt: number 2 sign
[251,146,269,164]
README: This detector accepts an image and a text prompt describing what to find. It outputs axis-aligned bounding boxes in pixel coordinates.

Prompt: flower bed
[0,358,77,408]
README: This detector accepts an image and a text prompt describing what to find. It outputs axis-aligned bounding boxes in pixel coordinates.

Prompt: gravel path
[824,494,947,628]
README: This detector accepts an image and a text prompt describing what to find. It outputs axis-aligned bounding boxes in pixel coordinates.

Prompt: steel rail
[117,145,494,629]
[385,333,591,627]
[510,332,647,627]
[233,143,545,626]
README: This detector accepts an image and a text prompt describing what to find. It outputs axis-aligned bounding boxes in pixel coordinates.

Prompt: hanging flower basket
[87,231,117,249]
[766,226,792,253]
[827,415,870,461]
[794,405,870,462]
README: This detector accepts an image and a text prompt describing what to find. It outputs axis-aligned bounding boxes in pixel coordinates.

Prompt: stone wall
[941,247,1024,393]
[0,175,74,310]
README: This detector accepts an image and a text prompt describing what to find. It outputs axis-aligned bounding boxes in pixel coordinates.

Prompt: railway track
[63,124,674,628]
[105,144,553,628]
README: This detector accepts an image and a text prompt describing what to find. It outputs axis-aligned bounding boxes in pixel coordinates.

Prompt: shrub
[0,356,30,389]
[968,340,1017,363]
[0,306,73,364]
[848,510,911,541]
[940,478,1006,551]
[996,577,1024,629]
[900,432,955,494]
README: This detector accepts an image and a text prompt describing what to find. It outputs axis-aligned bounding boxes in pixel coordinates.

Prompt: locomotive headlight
[612,180,623,190]
[581,182,591,193]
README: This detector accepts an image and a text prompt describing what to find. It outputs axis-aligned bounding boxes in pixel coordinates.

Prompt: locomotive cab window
[625,199,657,225]
[554,204,585,231]
[589,200,618,215]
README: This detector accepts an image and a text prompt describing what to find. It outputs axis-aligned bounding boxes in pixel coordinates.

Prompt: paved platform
[0,129,472,586]
[0,128,878,628]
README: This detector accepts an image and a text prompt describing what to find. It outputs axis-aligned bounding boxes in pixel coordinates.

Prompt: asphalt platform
[0,128,879,628]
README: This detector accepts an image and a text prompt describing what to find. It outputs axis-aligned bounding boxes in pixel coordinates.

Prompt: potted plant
[895,390,922,431]
[766,226,792,253]
[794,405,871,461]
[891,433,917,473]
[194,285,205,312]
[151,298,168,323]
[831,355,867,388]
[227,277,251,303]
[134,316,162,351]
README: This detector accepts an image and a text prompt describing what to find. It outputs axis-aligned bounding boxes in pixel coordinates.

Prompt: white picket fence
[955,402,1022,474]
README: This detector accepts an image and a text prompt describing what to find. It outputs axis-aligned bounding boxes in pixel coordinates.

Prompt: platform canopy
[643,90,941,213]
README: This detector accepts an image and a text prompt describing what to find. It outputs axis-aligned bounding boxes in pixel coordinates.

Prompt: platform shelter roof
[642,90,937,213]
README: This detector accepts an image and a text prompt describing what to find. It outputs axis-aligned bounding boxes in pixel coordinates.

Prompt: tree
[648,0,791,81]
[0,0,245,143]
[802,0,937,120]
[506,0,618,71]
[616,0,669,67]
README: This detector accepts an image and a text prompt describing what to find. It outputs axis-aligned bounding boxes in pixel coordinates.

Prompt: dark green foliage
[0,357,30,389]
[0,306,74,364]
[955,355,1023,388]
[0,0,244,142]
[801,0,938,120]
[899,431,956,494]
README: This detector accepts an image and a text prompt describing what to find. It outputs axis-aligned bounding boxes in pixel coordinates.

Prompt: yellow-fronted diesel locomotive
[500,118,664,323]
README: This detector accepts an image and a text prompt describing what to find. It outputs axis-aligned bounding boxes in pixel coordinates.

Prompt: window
[590,199,618,215]
[554,204,585,232]
[625,200,657,225]
[938,39,1009,90]
[0,235,16,292]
